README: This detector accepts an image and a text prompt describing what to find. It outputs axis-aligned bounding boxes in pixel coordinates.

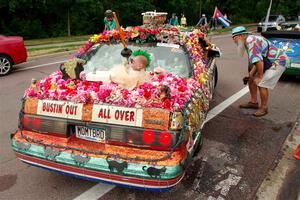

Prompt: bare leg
[253,86,269,116]
[258,87,269,109]
[248,78,258,103]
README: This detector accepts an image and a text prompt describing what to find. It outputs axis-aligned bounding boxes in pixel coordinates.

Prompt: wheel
[0,55,13,76]
[193,133,203,157]
[213,64,218,88]
[209,64,218,95]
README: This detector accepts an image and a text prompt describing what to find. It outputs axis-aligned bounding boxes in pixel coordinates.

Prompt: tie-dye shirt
[246,35,289,67]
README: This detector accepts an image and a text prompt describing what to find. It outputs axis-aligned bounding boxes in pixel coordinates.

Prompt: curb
[256,115,300,200]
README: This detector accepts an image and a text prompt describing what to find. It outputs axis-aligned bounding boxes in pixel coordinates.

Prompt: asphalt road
[0,35,299,200]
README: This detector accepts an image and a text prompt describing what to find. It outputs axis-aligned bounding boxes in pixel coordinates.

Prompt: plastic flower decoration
[24,26,210,112]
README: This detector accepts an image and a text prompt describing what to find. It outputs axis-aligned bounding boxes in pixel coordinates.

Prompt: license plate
[75,126,105,142]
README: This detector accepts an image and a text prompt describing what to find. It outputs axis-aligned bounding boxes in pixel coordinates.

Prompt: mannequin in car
[109,50,151,89]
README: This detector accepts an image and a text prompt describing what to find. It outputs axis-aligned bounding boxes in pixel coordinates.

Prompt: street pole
[199,0,202,19]
[263,0,272,32]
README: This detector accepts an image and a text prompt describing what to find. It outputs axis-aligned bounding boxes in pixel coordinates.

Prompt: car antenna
[112,12,132,59]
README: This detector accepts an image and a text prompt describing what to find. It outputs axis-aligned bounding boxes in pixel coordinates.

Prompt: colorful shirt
[246,35,289,67]
[104,17,116,30]
[169,17,179,26]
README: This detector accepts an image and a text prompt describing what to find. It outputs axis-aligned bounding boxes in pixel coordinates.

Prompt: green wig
[132,50,151,68]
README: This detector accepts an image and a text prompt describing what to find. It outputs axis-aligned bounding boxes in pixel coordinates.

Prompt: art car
[11,12,221,192]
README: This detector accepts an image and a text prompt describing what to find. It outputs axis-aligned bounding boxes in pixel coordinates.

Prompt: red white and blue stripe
[15,152,184,192]
[213,7,231,28]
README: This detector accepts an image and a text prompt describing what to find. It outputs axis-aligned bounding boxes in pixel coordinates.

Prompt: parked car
[11,25,220,191]
[262,30,300,76]
[280,18,300,31]
[257,14,285,32]
[0,35,27,76]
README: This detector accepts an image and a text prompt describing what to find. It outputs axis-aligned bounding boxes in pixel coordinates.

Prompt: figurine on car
[109,50,151,89]
[104,10,116,31]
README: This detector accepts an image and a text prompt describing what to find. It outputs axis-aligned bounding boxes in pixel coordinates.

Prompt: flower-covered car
[11,25,220,192]
[262,29,300,76]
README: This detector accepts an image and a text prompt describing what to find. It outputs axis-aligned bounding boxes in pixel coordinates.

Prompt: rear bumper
[13,46,27,64]
[15,152,184,192]
[11,130,187,191]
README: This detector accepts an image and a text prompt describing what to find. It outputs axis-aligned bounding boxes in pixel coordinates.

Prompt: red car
[0,35,27,76]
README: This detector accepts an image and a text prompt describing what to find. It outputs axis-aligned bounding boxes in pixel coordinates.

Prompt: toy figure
[110,50,151,89]
[67,81,76,90]
[104,10,116,31]
[158,85,171,100]
[30,78,39,92]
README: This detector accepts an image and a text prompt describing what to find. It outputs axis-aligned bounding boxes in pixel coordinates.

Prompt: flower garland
[24,26,209,112]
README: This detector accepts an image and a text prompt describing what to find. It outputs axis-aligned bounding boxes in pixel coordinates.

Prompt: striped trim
[15,152,184,191]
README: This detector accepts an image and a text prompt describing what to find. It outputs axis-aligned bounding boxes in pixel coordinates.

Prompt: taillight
[21,114,69,137]
[106,127,179,150]
[158,132,172,146]
[32,117,41,129]
[22,116,30,126]
[142,130,155,145]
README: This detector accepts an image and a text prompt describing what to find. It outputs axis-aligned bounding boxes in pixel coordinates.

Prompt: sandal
[253,107,268,117]
[239,102,259,109]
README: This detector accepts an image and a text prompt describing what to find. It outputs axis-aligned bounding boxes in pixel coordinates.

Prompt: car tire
[213,64,218,89]
[209,64,218,96]
[193,133,203,157]
[0,55,13,76]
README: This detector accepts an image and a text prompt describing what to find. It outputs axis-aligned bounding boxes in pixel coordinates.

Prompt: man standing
[232,26,288,117]
[180,14,187,26]
[169,13,179,26]
[196,14,208,26]
[104,10,116,31]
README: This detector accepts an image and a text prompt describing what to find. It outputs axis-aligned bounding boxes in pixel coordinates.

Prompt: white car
[257,15,285,32]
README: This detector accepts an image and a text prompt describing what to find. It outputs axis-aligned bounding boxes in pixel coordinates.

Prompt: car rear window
[261,15,279,22]
[81,43,192,78]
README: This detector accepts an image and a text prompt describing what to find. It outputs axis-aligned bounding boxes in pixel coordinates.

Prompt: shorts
[258,64,286,89]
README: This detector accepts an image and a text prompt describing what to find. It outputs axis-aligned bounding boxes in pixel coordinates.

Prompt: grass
[209,23,257,34]
[26,23,258,57]
[25,35,92,46]
[27,44,83,57]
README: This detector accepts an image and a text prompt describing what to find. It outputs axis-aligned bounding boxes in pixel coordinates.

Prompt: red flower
[178,85,186,92]
[122,89,129,99]
[143,88,152,99]
[59,84,67,90]
[162,99,171,110]
[158,74,165,80]
[140,32,147,40]
[93,86,99,93]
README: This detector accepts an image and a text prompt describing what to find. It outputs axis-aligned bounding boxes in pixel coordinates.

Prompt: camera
[243,76,249,85]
